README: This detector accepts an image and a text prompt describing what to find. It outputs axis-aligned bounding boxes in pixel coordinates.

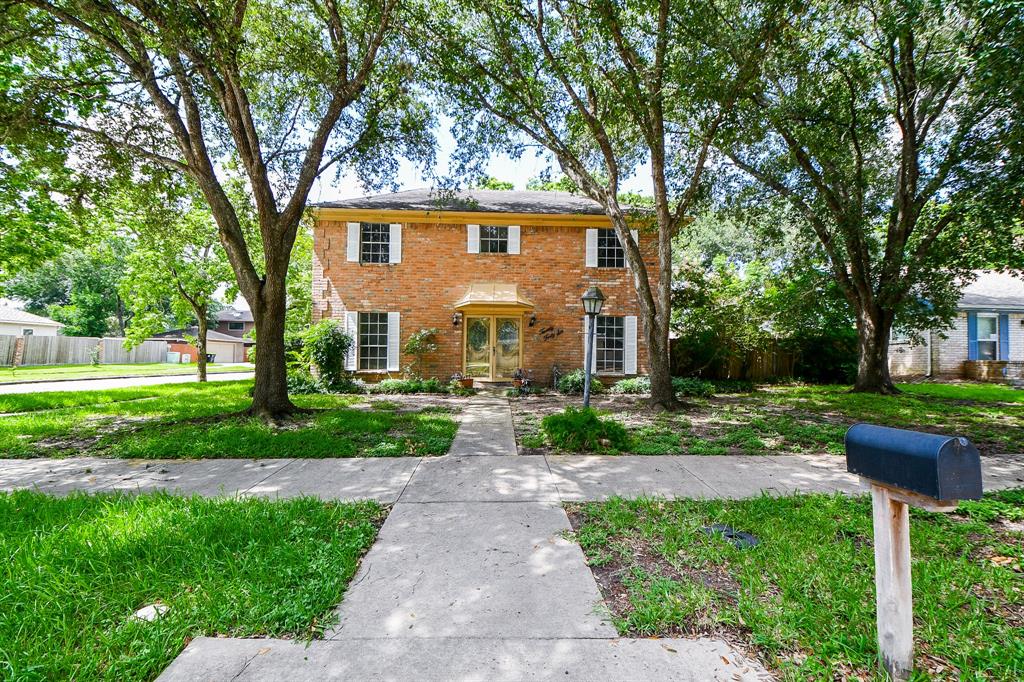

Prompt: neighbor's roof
[0,305,63,327]
[455,283,536,310]
[216,306,254,323]
[150,328,254,344]
[314,188,612,216]
[958,271,1024,311]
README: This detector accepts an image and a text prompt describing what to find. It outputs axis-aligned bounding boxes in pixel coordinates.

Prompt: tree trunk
[247,273,296,418]
[648,328,675,408]
[196,310,208,383]
[853,307,898,394]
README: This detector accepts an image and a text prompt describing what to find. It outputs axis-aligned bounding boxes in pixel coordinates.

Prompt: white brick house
[889,271,1024,381]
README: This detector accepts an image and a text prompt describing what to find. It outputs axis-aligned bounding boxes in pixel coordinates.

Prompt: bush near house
[610,376,715,398]
[557,368,605,395]
[541,406,629,453]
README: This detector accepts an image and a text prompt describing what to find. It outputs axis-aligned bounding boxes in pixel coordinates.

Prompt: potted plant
[452,372,474,389]
[512,368,525,388]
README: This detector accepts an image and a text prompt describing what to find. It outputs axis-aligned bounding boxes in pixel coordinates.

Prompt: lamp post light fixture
[581,285,605,408]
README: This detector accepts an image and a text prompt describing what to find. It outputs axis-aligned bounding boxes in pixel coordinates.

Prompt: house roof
[150,328,254,345]
[314,188,612,217]
[0,305,63,327]
[958,271,1024,311]
[216,306,254,323]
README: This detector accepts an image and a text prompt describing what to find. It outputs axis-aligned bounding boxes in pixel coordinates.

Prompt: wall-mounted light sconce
[452,311,463,327]
[529,314,537,327]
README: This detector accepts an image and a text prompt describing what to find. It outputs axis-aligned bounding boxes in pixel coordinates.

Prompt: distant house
[215,306,254,338]
[889,271,1024,382]
[0,305,64,337]
[150,327,253,363]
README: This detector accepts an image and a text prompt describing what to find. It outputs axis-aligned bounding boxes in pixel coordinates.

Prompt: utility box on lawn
[845,423,983,501]
[845,423,983,682]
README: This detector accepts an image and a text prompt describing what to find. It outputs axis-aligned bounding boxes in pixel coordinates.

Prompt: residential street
[0,370,254,395]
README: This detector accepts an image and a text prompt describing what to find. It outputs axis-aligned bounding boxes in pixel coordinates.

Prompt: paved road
[0,371,254,394]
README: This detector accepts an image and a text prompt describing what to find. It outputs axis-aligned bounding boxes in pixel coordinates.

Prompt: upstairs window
[228,322,244,331]
[479,225,509,253]
[597,228,625,268]
[358,312,389,370]
[360,222,391,264]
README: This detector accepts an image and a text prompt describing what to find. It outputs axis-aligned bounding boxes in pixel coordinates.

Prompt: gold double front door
[464,315,522,380]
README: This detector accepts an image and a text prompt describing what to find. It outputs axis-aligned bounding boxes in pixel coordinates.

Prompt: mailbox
[845,423,982,501]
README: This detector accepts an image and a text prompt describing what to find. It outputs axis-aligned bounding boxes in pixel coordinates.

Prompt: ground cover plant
[0,490,385,681]
[568,490,1024,679]
[0,363,248,383]
[512,381,1024,456]
[0,381,458,459]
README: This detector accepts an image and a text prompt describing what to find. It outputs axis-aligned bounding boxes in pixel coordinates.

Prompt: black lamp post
[581,285,605,408]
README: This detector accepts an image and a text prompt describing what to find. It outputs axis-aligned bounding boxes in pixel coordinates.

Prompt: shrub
[447,379,476,397]
[557,369,605,395]
[372,377,447,394]
[302,320,353,389]
[287,369,325,395]
[541,406,628,452]
[672,377,715,398]
[403,328,439,378]
[611,376,650,394]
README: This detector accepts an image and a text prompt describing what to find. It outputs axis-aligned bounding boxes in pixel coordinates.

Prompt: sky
[308,115,653,203]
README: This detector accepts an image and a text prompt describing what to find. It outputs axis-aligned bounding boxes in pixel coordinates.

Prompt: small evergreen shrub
[611,376,650,394]
[557,369,605,395]
[672,377,715,398]
[287,369,325,395]
[541,406,628,452]
[302,320,353,389]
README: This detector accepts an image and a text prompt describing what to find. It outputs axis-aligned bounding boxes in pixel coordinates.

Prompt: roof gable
[959,271,1024,310]
[313,188,616,217]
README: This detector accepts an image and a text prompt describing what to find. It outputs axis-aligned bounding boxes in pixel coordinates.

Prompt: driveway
[0,370,254,394]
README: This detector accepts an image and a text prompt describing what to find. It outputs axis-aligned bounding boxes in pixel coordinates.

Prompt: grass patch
[568,490,1024,678]
[0,363,248,384]
[0,490,385,680]
[0,381,458,459]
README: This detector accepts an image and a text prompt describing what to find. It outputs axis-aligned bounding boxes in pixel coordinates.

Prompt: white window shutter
[507,225,521,254]
[626,230,639,270]
[585,229,598,267]
[346,222,360,262]
[467,224,480,253]
[344,311,358,370]
[389,223,402,263]
[624,316,638,375]
[387,312,401,372]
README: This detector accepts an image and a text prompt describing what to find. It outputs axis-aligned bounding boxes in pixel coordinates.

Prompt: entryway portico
[455,283,534,382]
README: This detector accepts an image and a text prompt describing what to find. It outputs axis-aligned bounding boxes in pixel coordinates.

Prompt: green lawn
[514,381,1024,456]
[0,362,251,383]
[0,381,458,458]
[0,490,384,681]
[569,490,1024,679]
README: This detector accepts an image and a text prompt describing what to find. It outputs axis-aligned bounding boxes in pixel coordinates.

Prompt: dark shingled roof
[958,271,1024,310]
[314,188,610,216]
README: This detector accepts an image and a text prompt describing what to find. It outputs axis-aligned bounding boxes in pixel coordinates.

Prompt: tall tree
[720,0,1024,393]
[3,0,432,416]
[413,0,785,406]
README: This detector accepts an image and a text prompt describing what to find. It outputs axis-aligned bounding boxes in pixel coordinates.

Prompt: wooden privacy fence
[0,335,168,366]
[670,338,796,381]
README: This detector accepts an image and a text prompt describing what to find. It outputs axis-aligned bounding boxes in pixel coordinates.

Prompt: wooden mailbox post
[845,424,983,681]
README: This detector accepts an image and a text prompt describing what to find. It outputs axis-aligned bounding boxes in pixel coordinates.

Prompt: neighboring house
[0,305,64,337]
[889,271,1024,382]
[312,189,656,385]
[150,327,254,363]
[215,306,254,338]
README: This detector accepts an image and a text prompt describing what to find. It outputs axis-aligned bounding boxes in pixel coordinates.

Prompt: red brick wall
[313,219,659,385]
[168,342,198,362]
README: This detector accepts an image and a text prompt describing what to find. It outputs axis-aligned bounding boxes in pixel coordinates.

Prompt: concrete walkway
[3,396,1023,680]
[0,370,254,394]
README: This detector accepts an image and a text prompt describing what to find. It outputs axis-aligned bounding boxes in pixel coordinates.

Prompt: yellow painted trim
[461,313,525,381]
[314,206,618,227]
[455,303,534,314]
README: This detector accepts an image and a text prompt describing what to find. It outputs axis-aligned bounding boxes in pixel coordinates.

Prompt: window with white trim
[479,225,509,253]
[977,313,998,361]
[360,222,390,263]
[22,329,32,336]
[595,315,625,374]
[597,228,625,268]
[358,312,389,370]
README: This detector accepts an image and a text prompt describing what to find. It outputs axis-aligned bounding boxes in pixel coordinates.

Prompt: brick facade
[313,217,658,385]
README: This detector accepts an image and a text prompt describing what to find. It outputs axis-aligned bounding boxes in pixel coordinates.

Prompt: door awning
[454,283,535,311]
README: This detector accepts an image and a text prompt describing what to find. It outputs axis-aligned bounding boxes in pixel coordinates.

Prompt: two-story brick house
[312,189,656,385]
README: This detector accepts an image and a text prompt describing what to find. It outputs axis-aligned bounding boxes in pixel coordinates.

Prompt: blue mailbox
[845,423,982,501]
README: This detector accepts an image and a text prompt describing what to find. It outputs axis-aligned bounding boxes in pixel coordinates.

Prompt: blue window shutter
[967,313,978,360]
[998,313,1010,360]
